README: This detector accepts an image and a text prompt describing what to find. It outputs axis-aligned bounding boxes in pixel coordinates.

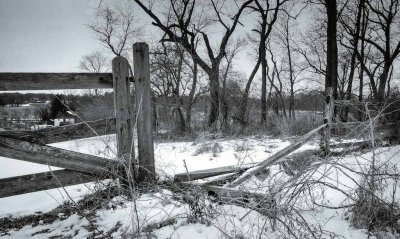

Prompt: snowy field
[0,134,399,238]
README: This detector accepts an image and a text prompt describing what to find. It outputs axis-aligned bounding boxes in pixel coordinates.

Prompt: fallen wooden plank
[226,124,327,188]
[0,72,113,91]
[0,136,115,173]
[198,184,274,203]
[173,164,255,182]
[194,172,238,186]
[0,118,116,144]
[177,183,275,213]
[0,170,105,198]
[330,140,373,149]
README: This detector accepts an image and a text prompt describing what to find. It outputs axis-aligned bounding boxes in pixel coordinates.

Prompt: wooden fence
[0,42,155,198]
[1,41,396,209]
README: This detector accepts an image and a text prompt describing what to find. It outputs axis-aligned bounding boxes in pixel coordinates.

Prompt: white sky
[0,0,266,74]
[0,0,104,72]
[0,0,316,95]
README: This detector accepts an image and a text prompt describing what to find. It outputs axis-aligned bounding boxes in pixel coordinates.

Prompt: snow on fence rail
[0,42,155,198]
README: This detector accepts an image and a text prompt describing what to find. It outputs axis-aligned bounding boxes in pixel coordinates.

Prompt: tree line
[79,0,400,132]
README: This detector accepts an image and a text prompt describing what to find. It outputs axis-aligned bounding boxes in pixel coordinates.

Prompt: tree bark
[185,61,198,130]
[326,0,338,97]
[208,65,220,129]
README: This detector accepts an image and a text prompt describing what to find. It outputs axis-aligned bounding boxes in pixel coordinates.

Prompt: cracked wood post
[321,87,333,154]
[112,56,135,184]
[133,42,155,183]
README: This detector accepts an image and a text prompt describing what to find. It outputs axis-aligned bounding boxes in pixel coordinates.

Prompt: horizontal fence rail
[0,73,113,91]
[0,136,115,173]
[0,43,155,199]
[0,118,116,144]
[0,170,103,198]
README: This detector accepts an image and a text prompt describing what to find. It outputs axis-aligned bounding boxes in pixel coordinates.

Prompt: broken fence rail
[226,124,328,188]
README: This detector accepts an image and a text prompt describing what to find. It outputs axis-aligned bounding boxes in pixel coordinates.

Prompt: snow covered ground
[0,134,399,238]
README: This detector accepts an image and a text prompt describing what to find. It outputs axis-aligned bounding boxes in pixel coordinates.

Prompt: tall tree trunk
[285,21,295,120]
[175,106,186,133]
[377,62,391,102]
[237,60,261,126]
[208,65,220,129]
[343,0,364,122]
[321,0,338,154]
[358,2,367,122]
[326,0,338,99]
[185,61,198,130]
[151,93,158,129]
[260,29,267,125]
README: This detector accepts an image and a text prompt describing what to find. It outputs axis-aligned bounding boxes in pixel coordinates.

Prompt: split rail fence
[0,43,396,213]
[0,43,155,198]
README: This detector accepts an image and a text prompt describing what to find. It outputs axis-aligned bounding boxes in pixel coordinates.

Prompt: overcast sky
[0,0,104,72]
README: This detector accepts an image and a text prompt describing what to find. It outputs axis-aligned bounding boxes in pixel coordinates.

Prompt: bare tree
[338,0,367,121]
[89,0,141,57]
[274,5,307,119]
[362,0,400,102]
[151,42,205,132]
[219,38,245,128]
[79,51,110,96]
[79,51,110,73]
[133,0,252,129]
[237,0,289,127]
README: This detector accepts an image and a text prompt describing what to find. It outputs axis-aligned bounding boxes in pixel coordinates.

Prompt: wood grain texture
[133,43,155,182]
[0,136,114,173]
[112,56,134,181]
[0,170,103,198]
[0,72,113,91]
[173,164,255,182]
[0,118,116,144]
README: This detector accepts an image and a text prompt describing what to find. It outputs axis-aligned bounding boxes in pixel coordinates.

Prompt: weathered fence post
[133,42,155,183]
[112,56,134,182]
[320,87,333,154]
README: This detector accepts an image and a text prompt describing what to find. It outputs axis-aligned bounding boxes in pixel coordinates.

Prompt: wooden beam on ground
[330,140,373,149]
[0,170,105,198]
[0,136,115,173]
[173,164,255,182]
[226,124,327,188]
[0,73,113,91]
[200,172,238,185]
[0,118,116,144]
[178,183,275,212]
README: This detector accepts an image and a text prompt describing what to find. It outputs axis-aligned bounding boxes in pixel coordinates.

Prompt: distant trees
[79,51,110,73]
[134,0,253,129]
[37,108,51,122]
[79,0,400,132]
[235,0,289,126]
[49,95,66,119]
[88,0,140,58]
[151,42,207,132]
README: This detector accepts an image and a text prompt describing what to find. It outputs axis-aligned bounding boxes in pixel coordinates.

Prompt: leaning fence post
[133,42,155,183]
[320,87,333,154]
[112,56,134,182]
